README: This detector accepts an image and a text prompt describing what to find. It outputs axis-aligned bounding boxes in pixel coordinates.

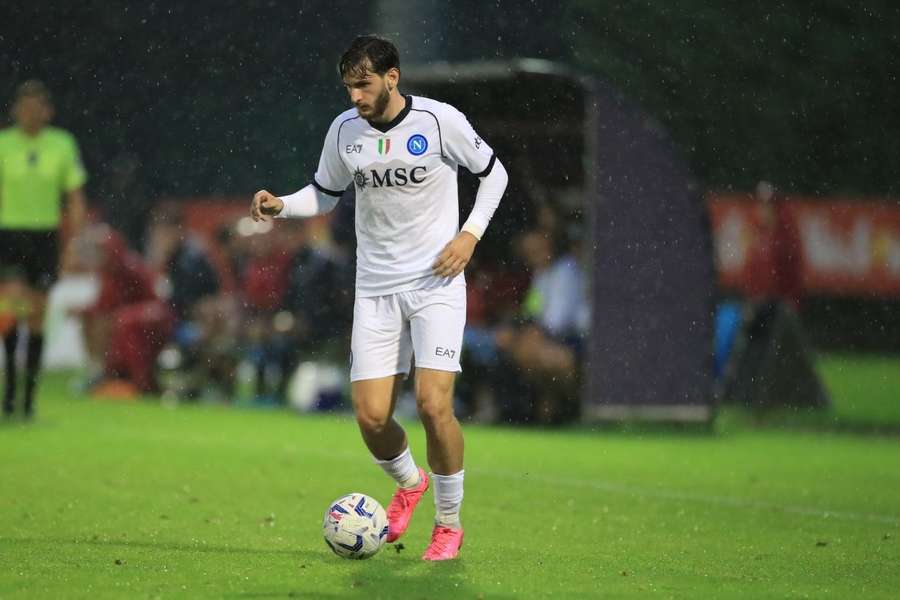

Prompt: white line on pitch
[293,447,900,526]
[476,469,900,526]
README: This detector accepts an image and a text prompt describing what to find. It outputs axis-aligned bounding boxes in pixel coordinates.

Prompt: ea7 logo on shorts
[407,134,428,156]
[435,346,456,359]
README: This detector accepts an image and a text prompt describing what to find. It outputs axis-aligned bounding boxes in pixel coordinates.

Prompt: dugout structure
[404,60,715,423]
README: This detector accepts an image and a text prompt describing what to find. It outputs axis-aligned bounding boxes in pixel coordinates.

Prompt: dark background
[4,1,900,210]
[4,0,900,351]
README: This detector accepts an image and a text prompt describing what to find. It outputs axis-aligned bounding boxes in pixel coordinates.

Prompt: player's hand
[251,190,284,221]
[432,231,478,278]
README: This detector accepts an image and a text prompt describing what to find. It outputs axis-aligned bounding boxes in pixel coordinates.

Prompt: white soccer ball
[322,493,388,559]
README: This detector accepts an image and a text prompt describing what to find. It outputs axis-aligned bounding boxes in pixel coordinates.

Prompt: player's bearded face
[346,71,391,120]
[369,80,391,119]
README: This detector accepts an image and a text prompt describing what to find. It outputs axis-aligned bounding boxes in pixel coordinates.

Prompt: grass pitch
[1,369,899,599]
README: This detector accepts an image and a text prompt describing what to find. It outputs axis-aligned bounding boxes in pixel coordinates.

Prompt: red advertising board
[708,194,900,298]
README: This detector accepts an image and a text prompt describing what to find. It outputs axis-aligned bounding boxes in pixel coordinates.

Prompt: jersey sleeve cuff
[471,154,496,178]
[461,221,484,240]
[312,179,344,197]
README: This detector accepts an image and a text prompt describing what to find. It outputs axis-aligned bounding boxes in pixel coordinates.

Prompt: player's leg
[20,230,58,418]
[414,369,463,474]
[353,374,429,542]
[2,305,17,416]
[1,233,24,416]
[416,368,466,561]
[405,284,466,560]
[22,287,48,418]
[350,295,428,542]
[351,374,407,461]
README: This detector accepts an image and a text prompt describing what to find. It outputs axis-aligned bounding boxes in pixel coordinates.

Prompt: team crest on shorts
[407,134,428,156]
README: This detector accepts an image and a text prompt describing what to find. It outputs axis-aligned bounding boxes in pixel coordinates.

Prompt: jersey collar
[13,126,47,142]
[367,95,412,133]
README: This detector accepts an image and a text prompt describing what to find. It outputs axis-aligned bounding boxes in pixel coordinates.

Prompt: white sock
[375,446,421,489]
[432,470,464,528]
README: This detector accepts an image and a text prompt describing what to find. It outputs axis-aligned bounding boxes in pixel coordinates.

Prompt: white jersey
[312,95,496,298]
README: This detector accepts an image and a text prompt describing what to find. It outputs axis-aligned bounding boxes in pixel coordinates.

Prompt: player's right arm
[250,185,341,221]
[250,113,352,222]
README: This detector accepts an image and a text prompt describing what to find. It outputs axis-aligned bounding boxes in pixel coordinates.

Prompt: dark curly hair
[339,35,400,79]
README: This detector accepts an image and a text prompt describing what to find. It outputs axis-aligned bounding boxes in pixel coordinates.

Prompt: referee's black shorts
[0,229,60,292]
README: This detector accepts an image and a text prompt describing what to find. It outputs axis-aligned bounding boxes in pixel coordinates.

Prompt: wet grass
[1,368,898,599]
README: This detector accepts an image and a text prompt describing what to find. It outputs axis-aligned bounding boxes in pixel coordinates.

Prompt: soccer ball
[322,493,388,559]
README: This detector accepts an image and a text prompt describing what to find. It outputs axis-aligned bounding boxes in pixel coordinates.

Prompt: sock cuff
[431,469,465,482]
[374,445,411,465]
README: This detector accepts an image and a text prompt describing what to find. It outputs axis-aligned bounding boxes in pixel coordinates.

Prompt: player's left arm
[62,135,89,270]
[433,107,509,278]
[64,187,87,234]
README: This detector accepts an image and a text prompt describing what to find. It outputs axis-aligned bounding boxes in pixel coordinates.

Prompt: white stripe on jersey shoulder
[407,95,458,115]
[330,108,362,156]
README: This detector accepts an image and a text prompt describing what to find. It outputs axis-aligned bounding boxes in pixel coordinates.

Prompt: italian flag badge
[378,138,391,155]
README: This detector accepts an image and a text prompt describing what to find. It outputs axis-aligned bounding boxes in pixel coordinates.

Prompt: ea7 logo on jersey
[369,166,427,188]
[345,144,363,154]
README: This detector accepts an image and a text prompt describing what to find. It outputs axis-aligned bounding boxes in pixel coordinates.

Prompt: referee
[1,80,87,418]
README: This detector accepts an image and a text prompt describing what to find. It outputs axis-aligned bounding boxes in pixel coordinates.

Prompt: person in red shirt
[78,226,173,394]
[745,181,802,308]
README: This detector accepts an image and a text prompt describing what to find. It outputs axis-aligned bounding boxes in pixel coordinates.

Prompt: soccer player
[0,80,87,419]
[250,35,507,560]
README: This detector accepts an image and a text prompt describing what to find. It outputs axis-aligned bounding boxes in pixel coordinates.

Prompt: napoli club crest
[407,134,428,156]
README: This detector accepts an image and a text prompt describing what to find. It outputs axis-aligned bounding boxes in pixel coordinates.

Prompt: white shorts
[350,283,466,382]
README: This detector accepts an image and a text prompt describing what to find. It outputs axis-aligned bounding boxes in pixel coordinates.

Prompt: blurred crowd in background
[58,191,588,425]
[8,2,896,426]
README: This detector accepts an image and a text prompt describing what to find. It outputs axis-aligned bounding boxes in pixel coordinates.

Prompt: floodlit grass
[817,353,900,425]
[1,371,899,599]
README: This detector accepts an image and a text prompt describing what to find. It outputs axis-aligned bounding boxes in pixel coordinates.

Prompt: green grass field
[1,361,899,599]
[817,354,900,426]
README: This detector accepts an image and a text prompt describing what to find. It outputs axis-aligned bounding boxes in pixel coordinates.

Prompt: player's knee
[354,404,392,436]
[415,388,454,425]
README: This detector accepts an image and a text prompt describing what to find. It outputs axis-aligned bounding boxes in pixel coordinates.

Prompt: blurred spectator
[745,181,802,308]
[284,226,354,349]
[76,226,173,396]
[216,223,252,289]
[241,226,294,313]
[517,228,589,336]
[158,293,242,403]
[145,204,223,400]
[234,225,296,403]
[487,226,588,424]
[146,204,220,321]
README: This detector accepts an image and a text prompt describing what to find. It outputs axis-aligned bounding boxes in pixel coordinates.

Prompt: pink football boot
[422,525,464,561]
[385,468,429,543]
